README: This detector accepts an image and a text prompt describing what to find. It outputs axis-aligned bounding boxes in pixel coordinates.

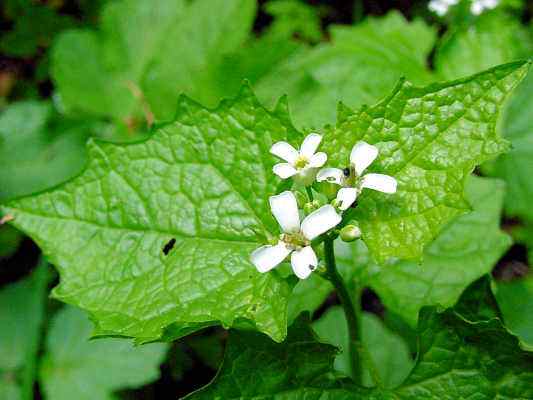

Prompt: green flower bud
[294,191,307,208]
[340,225,362,242]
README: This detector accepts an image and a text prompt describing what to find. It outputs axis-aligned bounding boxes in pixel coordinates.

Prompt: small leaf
[322,62,528,263]
[39,306,168,400]
[313,307,414,389]
[493,274,533,350]
[0,101,94,202]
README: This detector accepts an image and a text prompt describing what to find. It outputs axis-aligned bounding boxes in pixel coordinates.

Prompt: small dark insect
[308,264,316,271]
[163,238,176,255]
[343,167,350,176]
[350,200,358,209]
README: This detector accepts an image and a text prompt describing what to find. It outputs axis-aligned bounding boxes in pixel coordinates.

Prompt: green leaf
[185,314,377,400]
[395,295,533,399]
[0,4,75,57]
[0,262,50,400]
[434,11,533,222]
[1,87,297,343]
[493,274,533,350]
[435,12,532,81]
[39,306,168,400]
[287,274,332,323]
[52,0,256,121]
[486,70,533,222]
[322,62,527,263]
[263,0,323,43]
[0,101,94,202]
[255,11,437,128]
[338,176,512,326]
[188,281,533,399]
[313,307,414,388]
[0,225,22,259]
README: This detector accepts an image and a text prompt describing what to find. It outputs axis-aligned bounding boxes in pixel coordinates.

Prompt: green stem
[323,238,362,384]
[305,186,314,202]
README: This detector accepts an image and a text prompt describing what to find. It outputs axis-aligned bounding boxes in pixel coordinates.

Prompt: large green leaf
[0,263,50,400]
[338,176,512,326]
[322,62,527,263]
[255,11,437,128]
[39,306,167,400]
[1,87,297,343]
[52,0,256,121]
[0,101,96,202]
[313,307,414,388]
[188,281,533,399]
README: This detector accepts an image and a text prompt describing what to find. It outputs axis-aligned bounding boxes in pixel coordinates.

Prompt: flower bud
[294,191,307,208]
[340,224,362,242]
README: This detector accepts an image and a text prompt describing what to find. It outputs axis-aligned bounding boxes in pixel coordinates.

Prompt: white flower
[317,141,397,211]
[250,191,341,279]
[471,0,499,15]
[271,133,327,185]
[428,0,459,15]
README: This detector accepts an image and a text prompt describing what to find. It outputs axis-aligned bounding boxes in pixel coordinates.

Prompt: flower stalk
[323,237,362,384]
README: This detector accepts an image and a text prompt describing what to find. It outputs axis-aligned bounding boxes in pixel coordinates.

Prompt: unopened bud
[340,225,362,242]
[294,191,307,208]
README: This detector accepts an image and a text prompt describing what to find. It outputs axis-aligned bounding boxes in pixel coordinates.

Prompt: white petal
[350,141,379,176]
[269,191,301,233]
[273,163,297,179]
[250,242,292,273]
[290,246,317,279]
[301,205,342,241]
[361,173,397,194]
[471,2,483,14]
[308,152,327,168]
[299,133,322,158]
[316,168,344,185]
[336,187,358,211]
[270,141,298,164]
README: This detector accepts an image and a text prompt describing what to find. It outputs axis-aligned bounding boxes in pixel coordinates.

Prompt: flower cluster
[250,134,397,279]
[428,0,499,16]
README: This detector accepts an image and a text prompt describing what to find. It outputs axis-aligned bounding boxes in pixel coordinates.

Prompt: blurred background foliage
[0,0,532,398]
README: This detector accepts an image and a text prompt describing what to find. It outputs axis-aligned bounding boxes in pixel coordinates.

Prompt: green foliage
[2,61,527,344]
[52,0,256,122]
[322,63,526,264]
[435,10,533,223]
[313,307,414,388]
[0,101,98,201]
[341,176,512,326]
[255,11,437,127]
[2,87,299,343]
[39,306,167,400]
[0,2,75,58]
[493,274,533,350]
[188,281,533,399]
[0,263,49,400]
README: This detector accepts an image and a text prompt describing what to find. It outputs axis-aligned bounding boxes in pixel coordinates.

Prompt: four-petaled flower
[271,133,327,185]
[317,141,397,210]
[251,191,341,279]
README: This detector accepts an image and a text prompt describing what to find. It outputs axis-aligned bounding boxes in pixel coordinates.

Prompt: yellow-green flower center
[281,232,309,250]
[294,155,309,170]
